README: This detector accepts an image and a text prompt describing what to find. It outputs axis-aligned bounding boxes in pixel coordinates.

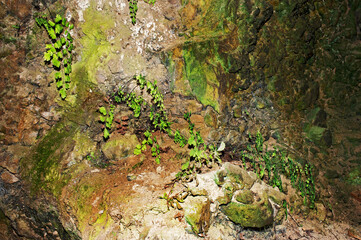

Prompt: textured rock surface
[0,0,360,239]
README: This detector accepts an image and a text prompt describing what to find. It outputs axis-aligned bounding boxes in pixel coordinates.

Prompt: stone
[221,199,273,228]
[225,130,240,146]
[183,196,211,234]
[223,162,257,188]
[250,182,286,204]
[1,170,19,184]
[234,189,254,204]
[21,130,38,146]
[190,188,208,196]
[101,133,140,160]
[203,106,218,128]
[216,194,231,205]
[315,203,327,222]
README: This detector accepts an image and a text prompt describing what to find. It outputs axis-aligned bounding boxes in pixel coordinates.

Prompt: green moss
[21,122,77,197]
[221,201,273,228]
[235,190,254,204]
[305,126,326,143]
[346,167,361,185]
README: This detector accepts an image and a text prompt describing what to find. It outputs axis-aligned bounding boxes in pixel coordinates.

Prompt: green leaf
[62,18,66,26]
[155,156,161,164]
[59,88,67,99]
[43,51,52,61]
[35,17,45,27]
[56,80,63,89]
[134,144,142,155]
[52,58,61,68]
[69,24,74,30]
[54,40,62,49]
[103,128,110,139]
[64,75,70,82]
[65,21,69,28]
[65,83,70,89]
[106,117,112,129]
[99,107,107,115]
[144,130,151,138]
[55,72,62,80]
[181,161,190,170]
[55,14,62,23]
[64,65,70,75]
[68,43,74,51]
[63,52,68,61]
[57,51,63,59]
[60,37,66,45]
[188,136,196,146]
[99,115,105,122]
[49,46,56,53]
[48,20,55,27]
[47,28,56,39]
[67,34,73,42]
[55,24,63,34]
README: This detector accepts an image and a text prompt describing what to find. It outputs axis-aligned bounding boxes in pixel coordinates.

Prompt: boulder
[183,196,211,234]
[223,162,257,188]
[221,198,273,228]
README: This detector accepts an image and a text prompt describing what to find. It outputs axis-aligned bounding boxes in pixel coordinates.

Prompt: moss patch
[21,122,77,197]
[221,200,273,228]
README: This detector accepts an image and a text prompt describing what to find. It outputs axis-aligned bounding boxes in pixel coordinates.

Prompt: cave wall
[0,0,360,238]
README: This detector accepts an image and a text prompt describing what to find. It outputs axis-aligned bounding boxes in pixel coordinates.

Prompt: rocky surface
[0,0,360,239]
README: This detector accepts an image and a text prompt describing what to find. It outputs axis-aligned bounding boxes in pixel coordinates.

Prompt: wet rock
[183,196,210,234]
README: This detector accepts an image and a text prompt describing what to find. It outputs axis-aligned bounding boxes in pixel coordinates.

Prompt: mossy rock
[234,190,254,204]
[184,196,211,234]
[221,200,273,228]
[101,134,140,160]
[223,162,257,188]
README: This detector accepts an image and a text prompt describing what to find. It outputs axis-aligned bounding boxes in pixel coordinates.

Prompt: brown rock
[0,152,19,173]
[5,0,31,20]
[1,170,20,184]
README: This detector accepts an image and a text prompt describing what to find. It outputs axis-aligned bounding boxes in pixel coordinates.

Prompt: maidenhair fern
[128,0,157,24]
[36,14,74,100]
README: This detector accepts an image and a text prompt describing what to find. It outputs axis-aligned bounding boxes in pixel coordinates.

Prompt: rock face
[0,0,360,238]
[101,133,140,160]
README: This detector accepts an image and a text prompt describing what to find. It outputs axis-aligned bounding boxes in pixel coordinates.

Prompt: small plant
[159,186,188,210]
[144,0,156,4]
[35,13,74,99]
[128,0,157,24]
[241,131,317,208]
[176,113,225,180]
[128,0,138,24]
[98,104,115,139]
